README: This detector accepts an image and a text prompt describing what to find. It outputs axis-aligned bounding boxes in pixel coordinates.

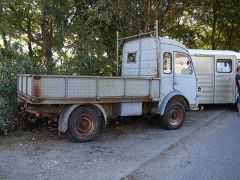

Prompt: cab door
[173,52,198,106]
[214,56,235,103]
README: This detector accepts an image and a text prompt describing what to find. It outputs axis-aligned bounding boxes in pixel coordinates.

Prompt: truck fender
[58,104,108,133]
[158,91,190,115]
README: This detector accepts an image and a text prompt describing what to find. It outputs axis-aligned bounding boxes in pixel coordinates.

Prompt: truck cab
[122,37,198,111]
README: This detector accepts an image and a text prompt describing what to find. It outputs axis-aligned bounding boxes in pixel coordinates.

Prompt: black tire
[161,100,186,130]
[67,107,102,142]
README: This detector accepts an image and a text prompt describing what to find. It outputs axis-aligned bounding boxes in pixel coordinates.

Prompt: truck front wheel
[67,107,102,142]
[161,100,186,130]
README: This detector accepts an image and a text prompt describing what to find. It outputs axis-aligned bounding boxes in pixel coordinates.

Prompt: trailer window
[238,60,240,67]
[216,59,232,73]
[127,52,137,63]
[163,52,172,74]
[175,53,193,75]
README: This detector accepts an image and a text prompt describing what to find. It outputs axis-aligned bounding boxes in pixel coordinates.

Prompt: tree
[0,0,75,74]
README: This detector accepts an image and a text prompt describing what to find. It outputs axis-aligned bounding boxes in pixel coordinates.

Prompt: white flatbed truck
[17,26,198,142]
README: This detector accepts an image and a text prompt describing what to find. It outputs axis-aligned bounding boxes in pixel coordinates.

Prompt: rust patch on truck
[33,76,42,80]
[33,76,41,98]
[33,81,41,98]
[34,86,41,98]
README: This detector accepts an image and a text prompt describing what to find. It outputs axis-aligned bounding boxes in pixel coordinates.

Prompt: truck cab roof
[124,37,188,51]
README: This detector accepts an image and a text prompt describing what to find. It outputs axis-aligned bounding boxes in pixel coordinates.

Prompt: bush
[0,117,16,135]
[0,50,34,116]
[0,49,42,133]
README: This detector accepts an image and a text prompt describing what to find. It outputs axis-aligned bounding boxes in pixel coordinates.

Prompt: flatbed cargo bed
[17,74,161,104]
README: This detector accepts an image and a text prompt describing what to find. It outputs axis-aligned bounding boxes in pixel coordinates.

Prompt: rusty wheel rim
[169,108,183,125]
[75,114,95,136]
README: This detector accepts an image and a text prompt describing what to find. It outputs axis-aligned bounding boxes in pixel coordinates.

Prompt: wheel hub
[169,108,182,125]
[75,114,95,136]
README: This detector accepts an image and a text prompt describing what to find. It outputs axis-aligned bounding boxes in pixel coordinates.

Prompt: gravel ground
[0,106,230,180]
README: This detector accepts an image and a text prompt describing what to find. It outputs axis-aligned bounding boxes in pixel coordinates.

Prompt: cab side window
[175,53,193,75]
[216,59,232,73]
[127,52,137,63]
[163,52,172,74]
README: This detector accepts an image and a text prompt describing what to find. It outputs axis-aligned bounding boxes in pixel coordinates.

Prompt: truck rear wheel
[161,100,185,130]
[67,107,102,142]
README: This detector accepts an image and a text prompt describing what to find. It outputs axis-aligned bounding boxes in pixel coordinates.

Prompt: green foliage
[0,117,16,135]
[0,48,43,117]
[0,0,239,121]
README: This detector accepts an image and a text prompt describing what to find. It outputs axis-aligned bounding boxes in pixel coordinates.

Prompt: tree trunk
[144,0,152,32]
[211,0,219,50]
[27,19,34,60]
[225,24,234,49]
[41,17,54,74]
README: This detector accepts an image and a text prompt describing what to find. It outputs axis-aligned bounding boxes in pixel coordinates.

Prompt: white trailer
[189,49,240,104]
[17,30,198,142]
